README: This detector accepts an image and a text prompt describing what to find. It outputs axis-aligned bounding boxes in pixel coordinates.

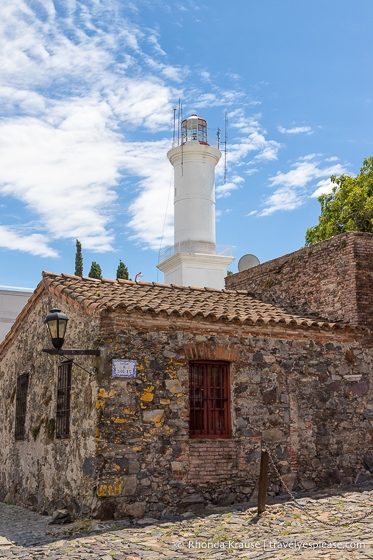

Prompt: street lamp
[44,308,69,350]
[43,307,101,373]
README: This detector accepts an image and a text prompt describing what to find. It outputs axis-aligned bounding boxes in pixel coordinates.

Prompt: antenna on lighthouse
[217,113,228,184]
[223,112,228,184]
[180,103,184,177]
[177,99,181,146]
[173,107,177,147]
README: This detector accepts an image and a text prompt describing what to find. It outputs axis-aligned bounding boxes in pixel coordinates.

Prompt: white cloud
[259,187,305,216]
[0,101,122,251]
[0,0,180,256]
[311,179,335,198]
[220,111,282,170]
[245,167,259,176]
[199,70,211,82]
[192,90,244,109]
[259,156,349,216]
[0,225,57,257]
[269,158,347,189]
[148,33,167,56]
[0,0,294,260]
[278,125,313,135]
[125,140,175,251]
[226,72,240,81]
[216,176,244,199]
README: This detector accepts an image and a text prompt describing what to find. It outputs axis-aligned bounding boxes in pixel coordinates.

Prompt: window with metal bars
[15,373,29,440]
[56,361,72,439]
[189,361,231,438]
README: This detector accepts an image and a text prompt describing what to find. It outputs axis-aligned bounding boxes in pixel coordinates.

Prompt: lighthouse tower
[157,114,234,289]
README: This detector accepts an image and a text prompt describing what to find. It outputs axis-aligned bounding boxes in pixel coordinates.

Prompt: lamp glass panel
[58,319,68,339]
[47,319,59,339]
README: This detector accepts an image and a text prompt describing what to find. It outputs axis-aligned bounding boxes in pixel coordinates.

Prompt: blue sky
[1,0,373,288]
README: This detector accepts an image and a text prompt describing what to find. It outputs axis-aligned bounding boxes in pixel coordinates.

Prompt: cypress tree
[88,262,102,279]
[74,239,83,276]
[116,260,129,280]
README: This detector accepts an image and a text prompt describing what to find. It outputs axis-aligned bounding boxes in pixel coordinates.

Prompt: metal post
[257,450,269,515]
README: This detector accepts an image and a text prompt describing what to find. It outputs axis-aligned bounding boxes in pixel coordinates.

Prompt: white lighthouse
[157,114,234,289]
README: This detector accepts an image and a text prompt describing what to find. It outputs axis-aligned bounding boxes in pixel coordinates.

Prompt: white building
[157,114,234,289]
[0,287,33,342]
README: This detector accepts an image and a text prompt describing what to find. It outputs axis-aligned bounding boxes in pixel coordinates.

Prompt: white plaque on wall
[112,359,137,378]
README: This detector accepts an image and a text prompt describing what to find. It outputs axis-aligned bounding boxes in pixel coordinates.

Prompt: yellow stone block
[98,388,117,398]
[140,386,155,402]
[96,478,123,497]
[123,407,136,415]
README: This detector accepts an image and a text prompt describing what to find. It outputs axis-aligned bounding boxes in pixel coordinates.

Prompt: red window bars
[56,361,72,438]
[189,361,231,438]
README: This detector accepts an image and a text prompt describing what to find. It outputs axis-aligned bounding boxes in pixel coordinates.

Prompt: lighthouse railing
[158,242,233,263]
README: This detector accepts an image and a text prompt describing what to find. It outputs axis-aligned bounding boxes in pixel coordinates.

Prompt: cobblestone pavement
[2,486,373,559]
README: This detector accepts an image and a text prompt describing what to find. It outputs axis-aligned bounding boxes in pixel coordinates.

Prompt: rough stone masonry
[0,262,372,521]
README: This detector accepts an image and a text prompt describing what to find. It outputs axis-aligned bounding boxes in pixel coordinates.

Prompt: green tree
[116,260,129,280]
[88,261,102,279]
[74,239,83,276]
[305,156,373,246]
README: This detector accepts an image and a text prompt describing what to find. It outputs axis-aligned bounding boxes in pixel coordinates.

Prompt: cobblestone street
[1,485,373,559]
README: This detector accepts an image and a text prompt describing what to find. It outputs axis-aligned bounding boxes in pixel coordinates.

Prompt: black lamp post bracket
[42,348,101,356]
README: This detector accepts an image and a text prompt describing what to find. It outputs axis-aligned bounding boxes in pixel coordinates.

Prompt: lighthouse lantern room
[157,113,235,289]
[181,114,208,144]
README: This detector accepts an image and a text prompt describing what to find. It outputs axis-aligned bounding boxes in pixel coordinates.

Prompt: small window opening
[15,373,30,440]
[189,361,231,438]
[56,361,72,439]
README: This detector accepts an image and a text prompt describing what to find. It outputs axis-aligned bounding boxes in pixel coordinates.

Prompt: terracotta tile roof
[41,272,360,332]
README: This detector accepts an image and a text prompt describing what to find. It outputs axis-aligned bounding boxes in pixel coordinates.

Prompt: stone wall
[0,290,100,516]
[225,232,373,328]
[91,311,373,519]
[2,285,373,521]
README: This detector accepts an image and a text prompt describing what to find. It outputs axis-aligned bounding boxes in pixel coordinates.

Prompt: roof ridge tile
[61,273,81,279]
[82,276,101,282]
[117,279,136,285]
[42,271,60,278]
[170,283,189,289]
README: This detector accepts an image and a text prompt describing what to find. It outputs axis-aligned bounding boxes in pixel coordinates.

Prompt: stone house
[1,237,373,520]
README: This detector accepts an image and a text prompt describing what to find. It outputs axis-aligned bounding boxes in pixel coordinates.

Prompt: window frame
[15,373,30,440]
[189,361,231,439]
[56,361,72,439]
